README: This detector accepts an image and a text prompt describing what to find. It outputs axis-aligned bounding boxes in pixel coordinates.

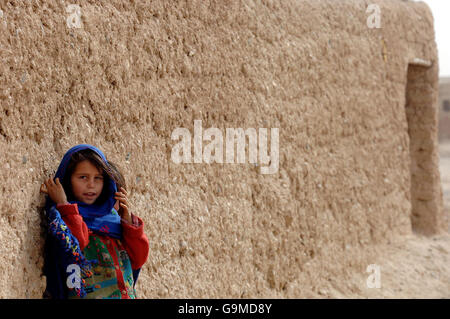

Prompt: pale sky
[417,0,450,77]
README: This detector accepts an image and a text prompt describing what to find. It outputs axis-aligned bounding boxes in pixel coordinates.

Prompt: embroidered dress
[68,233,137,299]
[57,203,148,299]
[45,205,93,298]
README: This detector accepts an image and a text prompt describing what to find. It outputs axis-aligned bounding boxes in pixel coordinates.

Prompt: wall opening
[443,100,450,112]
[404,63,443,235]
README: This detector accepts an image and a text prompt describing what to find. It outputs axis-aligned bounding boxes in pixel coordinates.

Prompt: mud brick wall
[0,0,445,298]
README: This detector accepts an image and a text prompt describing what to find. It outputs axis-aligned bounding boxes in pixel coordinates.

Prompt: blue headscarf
[49,144,122,239]
[43,144,122,298]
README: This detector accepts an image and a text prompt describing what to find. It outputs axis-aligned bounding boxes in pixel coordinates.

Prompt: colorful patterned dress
[57,203,149,299]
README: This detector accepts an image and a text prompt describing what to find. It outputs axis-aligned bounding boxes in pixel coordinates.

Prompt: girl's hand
[115,187,132,224]
[40,177,68,205]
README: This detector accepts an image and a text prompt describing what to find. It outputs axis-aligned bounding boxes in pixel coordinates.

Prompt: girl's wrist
[122,213,132,224]
[56,201,69,206]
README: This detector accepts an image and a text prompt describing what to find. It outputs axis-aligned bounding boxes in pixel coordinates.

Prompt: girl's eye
[95,176,104,180]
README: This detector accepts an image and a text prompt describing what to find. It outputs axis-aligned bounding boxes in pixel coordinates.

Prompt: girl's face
[70,160,104,204]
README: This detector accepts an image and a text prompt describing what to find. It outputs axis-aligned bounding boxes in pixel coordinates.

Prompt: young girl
[40,144,149,299]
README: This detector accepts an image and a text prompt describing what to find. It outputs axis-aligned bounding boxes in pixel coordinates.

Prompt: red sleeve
[121,214,149,270]
[57,203,90,250]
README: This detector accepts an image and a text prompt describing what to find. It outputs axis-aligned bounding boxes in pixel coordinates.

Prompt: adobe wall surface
[0,0,445,298]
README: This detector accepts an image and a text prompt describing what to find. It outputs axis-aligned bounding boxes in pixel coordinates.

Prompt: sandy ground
[353,232,450,298]
[439,141,450,221]
[355,142,450,298]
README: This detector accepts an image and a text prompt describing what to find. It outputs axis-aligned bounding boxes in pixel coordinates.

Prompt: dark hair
[108,161,126,190]
[62,149,119,205]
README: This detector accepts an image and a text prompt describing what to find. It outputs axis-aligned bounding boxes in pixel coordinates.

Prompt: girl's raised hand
[40,177,68,205]
[115,187,132,224]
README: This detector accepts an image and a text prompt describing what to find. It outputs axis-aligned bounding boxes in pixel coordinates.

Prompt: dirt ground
[439,141,450,228]
[355,142,450,299]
